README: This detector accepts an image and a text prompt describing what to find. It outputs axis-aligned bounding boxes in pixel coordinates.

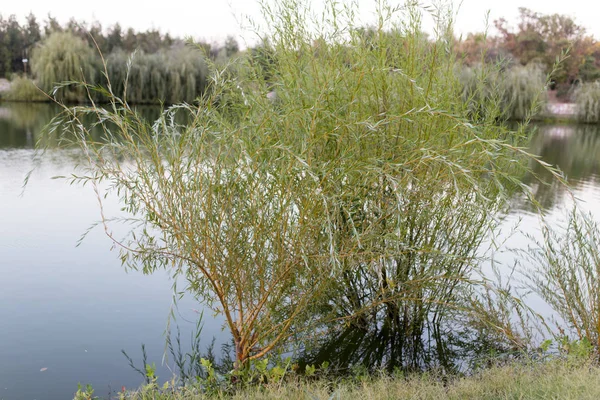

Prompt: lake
[0,103,224,400]
[1,102,600,399]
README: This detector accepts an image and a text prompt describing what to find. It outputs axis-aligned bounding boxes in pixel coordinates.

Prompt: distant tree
[163,32,173,48]
[2,15,25,74]
[65,18,88,41]
[43,14,62,36]
[0,16,8,76]
[224,35,239,57]
[578,39,600,82]
[24,13,41,47]
[123,27,137,52]
[495,8,588,83]
[21,13,41,75]
[87,21,107,53]
[106,24,123,53]
[138,29,163,53]
[31,31,99,102]
[195,41,212,56]
[455,33,507,65]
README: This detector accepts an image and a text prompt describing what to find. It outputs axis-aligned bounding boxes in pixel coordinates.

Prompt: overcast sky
[1,0,598,46]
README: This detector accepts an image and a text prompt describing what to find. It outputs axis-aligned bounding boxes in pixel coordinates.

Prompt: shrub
[3,77,46,102]
[42,0,548,372]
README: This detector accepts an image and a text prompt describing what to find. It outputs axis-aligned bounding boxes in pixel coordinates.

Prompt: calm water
[1,103,600,399]
[0,103,224,400]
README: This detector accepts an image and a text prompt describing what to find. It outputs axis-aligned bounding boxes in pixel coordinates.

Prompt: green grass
[75,358,600,399]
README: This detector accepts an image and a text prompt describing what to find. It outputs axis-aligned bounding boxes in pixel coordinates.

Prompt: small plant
[558,336,594,361]
[73,383,97,400]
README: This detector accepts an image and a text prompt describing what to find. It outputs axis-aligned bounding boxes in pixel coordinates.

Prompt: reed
[527,208,600,355]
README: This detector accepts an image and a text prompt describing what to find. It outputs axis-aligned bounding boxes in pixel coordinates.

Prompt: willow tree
[105,47,208,104]
[459,63,547,121]
[40,0,556,371]
[31,31,98,102]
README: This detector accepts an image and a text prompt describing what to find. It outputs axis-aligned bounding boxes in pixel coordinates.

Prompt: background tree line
[3,8,600,107]
[0,13,242,103]
[456,8,600,91]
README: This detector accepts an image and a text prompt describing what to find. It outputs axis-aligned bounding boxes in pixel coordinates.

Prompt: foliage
[75,356,600,399]
[454,8,600,88]
[455,33,506,66]
[457,64,505,122]
[30,32,99,102]
[458,63,547,121]
[40,0,564,380]
[503,64,548,120]
[494,8,588,84]
[0,13,40,77]
[0,13,237,104]
[2,76,46,102]
[574,81,600,123]
[73,383,98,400]
[105,46,208,104]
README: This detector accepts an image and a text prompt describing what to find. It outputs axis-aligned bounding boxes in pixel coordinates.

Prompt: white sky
[1,0,598,46]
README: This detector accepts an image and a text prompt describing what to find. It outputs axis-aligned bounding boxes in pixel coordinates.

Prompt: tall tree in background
[1,16,25,75]
[122,27,137,52]
[224,35,239,57]
[106,23,123,53]
[88,21,107,53]
[24,13,41,51]
[43,14,62,36]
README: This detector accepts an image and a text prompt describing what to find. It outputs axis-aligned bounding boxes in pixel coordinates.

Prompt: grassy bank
[74,358,600,399]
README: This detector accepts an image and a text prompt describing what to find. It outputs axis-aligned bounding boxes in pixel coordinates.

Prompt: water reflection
[0,103,223,400]
[0,103,60,149]
[303,123,600,374]
[520,124,600,213]
[0,102,174,150]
